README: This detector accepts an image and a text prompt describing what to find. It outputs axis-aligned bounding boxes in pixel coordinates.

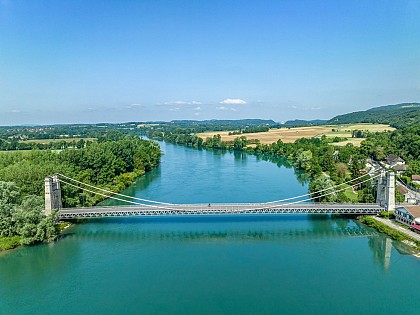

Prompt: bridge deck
[58,203,384,219]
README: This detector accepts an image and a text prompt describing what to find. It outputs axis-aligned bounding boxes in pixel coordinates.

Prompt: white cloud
[310,107,321,110]
[163,100,202,106]
[216,106,237,111]
[10,109,21,113]
[193,106,202,111]
[126,103,143,109]
[220,98,246,105]
[194,112,200,116]
[169,107,180,111]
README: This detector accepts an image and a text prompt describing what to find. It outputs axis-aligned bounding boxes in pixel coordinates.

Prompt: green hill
[283,119,327,127]
[327,103,420,128]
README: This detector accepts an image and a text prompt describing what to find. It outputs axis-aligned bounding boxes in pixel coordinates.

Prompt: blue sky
[1,0,419,125]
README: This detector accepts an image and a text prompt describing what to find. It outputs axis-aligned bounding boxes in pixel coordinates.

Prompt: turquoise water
[0,142,419,314]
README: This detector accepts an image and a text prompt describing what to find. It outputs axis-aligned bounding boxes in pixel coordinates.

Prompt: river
[0,141,418,314]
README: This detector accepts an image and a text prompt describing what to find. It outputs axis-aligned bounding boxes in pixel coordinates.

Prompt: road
[372,216,420,242]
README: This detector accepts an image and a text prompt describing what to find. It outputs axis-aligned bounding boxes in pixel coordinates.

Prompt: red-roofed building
[395,205,420,226]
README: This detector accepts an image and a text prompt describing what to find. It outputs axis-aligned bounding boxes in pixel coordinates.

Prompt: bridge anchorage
[44,171,396,219]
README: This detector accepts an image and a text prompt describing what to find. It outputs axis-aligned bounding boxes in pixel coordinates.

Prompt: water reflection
[252,153,311,186]
[62,215,372,245]
[0,238,80,283]
[62,225,376,242]
[367,235,415,270]
[368,236,393,270]
[233,150,247,161]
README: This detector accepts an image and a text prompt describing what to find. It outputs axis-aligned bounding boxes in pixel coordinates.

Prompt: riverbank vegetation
[146,120,420,203]
[358,216,420,251]
[0,135,161,207]
[0,133,161,250]
[0,181,57,250]
[151,130,372,202]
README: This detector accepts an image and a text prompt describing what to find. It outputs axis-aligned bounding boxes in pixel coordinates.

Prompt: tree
[295,150,312,171]
[309,175,337,202]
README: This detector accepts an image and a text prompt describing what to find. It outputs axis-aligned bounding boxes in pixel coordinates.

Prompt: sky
[1,0,419,125]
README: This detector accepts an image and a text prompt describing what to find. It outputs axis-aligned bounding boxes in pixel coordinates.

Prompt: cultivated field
[197,123,395,146]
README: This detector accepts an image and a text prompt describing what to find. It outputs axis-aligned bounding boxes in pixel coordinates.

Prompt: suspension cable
[237,172,381,212]
[57,173,174,205]
[263,170,381,204]
[59,179,178,211]
[58,169,381,207]
[60,173,380,213]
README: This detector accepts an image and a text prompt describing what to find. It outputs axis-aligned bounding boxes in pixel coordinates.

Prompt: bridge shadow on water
[1,215,414,282]
[59,214,418,271]
[62,214,375,243]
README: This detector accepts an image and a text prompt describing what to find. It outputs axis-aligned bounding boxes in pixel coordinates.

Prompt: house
[412,175,420,185]
[396,185,417,203]
[385,155,405,168]
[394,205,420,227]
[397,185,409,202]
[393,164,407,175]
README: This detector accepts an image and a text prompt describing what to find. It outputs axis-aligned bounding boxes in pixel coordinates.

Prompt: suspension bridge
[44,171,395,219]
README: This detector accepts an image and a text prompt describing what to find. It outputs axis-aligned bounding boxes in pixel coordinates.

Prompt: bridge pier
[385,171,395,212]
[376,171,386,207]
[44,174,62,216]
[376,171,395,212]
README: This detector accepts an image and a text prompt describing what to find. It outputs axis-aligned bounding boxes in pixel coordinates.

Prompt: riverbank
[358,215,420,253]
[0,236,22,251]
[0,220,74,252]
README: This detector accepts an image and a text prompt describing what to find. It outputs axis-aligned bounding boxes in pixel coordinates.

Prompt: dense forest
[0,133,161,250]
[283,119,328,127]
[327,103,420,128]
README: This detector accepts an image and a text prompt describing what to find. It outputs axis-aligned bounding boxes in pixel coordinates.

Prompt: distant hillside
[327,103,420,128]
[283,119,328,127]
[171,119,278,126]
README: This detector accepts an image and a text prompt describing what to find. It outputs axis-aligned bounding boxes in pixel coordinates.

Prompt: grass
[197,123,395,146]
[342,184,358,202]
[322,123,394,146]
[358,216,420,250]
[0,236,22,251]
[330,138,365,146]
[56,221,73,232]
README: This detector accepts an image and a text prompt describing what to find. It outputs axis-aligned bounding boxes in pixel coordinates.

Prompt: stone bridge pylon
[376,170,395,212]
[44,174,62,216]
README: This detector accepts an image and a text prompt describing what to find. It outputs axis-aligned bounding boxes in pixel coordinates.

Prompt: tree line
[149,126,420,203]
[0,135,161,249]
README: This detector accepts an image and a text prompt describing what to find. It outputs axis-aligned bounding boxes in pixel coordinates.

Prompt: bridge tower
[44,174,62,216]
[385,171,395,212]
[376,171,386,207]
[376,170,395,212]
